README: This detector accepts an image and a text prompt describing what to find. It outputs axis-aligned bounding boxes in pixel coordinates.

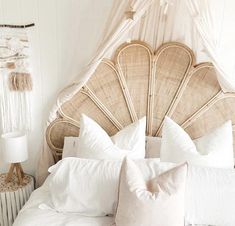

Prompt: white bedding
[13,182,210,226]
[14,184,213,226]
[13,180,114,226]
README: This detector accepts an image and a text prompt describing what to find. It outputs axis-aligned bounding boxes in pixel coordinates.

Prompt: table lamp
[1,132,28,185]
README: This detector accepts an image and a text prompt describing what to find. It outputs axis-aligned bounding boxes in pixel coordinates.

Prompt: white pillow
[62,137,79,158]
[47,157,173,216]
[115,158,187,226]
[77,114,146,159]
[185,165,235,226]
[160,117,234,168]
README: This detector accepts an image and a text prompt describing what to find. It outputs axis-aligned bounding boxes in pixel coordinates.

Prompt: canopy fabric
[48,0,155,122]
[36,0,235,186]
[187,0,235,92]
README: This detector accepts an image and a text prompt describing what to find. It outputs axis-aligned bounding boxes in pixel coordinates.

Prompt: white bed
[18,41,235,226]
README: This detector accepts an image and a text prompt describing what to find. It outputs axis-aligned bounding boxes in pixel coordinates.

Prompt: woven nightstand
[0,174,34,226]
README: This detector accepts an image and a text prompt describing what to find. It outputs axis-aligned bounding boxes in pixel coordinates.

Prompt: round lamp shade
[1,132,28,163]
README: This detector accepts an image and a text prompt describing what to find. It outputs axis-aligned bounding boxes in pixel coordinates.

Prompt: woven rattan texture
[46,41,235,159]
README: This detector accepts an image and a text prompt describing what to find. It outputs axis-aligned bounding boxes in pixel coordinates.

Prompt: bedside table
[0,173,34,226]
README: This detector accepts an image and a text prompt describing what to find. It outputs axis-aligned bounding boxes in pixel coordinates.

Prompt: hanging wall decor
[0,25,34,133]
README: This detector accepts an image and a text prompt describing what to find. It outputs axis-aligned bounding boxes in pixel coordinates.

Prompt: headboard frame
[46,40,235,161]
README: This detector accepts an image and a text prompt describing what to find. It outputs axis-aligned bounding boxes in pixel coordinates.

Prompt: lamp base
[5,163,25,185]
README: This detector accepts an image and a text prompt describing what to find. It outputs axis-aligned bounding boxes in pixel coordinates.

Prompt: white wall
[0,0,113,175]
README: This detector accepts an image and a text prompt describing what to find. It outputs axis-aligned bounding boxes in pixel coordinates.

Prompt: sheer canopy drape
[54,0,235,118]
[187,0,235,92]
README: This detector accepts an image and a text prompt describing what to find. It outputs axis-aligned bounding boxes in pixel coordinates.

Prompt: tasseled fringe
[8,72,33,91]
[0,72,32,133]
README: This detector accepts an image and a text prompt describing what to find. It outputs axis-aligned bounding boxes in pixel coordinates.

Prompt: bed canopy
[36,0,235,186]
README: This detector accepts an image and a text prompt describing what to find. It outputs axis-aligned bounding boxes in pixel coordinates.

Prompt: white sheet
[13,179,114,226]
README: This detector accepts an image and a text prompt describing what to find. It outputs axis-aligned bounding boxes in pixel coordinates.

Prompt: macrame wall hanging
[0,24,34,133]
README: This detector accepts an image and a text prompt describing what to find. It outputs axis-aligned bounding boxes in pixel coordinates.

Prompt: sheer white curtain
[187,0,235,92]
[105,0,208,64]
[50,0,154,122]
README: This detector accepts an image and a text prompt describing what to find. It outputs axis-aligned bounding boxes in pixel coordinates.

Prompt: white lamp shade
[1,132,28,163]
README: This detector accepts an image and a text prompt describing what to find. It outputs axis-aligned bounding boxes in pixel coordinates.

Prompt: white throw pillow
[160,117,234,168]
[77,114,146,159]
[47,157,173,216]
[62,137,79,158]
[115,158,187,226]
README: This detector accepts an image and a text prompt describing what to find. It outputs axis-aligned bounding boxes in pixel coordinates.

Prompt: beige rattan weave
[46,41,235,160]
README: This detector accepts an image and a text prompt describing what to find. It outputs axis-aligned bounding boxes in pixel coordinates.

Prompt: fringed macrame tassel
[8,72,33,91]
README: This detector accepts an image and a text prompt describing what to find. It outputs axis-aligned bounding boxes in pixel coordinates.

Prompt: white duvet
[13,180,114,226]
[13,179,206,226]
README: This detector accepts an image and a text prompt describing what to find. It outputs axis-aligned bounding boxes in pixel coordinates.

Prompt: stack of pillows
[46,114,235,226]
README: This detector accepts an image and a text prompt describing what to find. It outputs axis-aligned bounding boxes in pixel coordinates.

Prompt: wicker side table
[0,174,34,226]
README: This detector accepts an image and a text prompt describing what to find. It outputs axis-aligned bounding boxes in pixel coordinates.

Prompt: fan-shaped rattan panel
[85,60,132,128]
[61,87,119,129]
[115,42,153,121]
[46,119,80,157]
[185,95,235,139]
[46,40,235,159]
[151,43,195,135]
[171,64,221,126]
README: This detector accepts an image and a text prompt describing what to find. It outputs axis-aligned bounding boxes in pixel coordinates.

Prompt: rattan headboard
[46,41,235,161]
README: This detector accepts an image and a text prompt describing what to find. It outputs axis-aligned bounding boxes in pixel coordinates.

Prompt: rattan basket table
[0,173,34,226]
